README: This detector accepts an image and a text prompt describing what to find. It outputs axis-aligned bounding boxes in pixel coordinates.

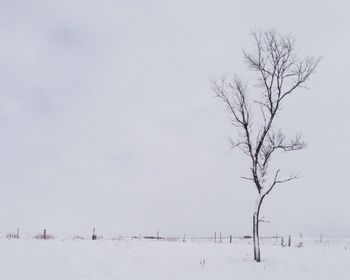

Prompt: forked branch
[213,30,320,194]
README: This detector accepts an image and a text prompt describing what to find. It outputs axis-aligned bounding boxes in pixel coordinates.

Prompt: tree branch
[213,29,320,195]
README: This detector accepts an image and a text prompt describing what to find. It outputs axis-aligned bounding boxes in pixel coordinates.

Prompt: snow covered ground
[0,238,349,280]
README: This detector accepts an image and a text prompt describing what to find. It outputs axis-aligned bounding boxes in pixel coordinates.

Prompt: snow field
[0,238,349,280]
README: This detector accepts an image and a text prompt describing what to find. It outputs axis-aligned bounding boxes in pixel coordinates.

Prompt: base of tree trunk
[253,213,261,262]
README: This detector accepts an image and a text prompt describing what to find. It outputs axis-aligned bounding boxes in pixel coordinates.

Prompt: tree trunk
[253,213,260,262]
[253,195,264,262]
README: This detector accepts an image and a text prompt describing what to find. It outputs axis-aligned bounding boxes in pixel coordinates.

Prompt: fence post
[281,236,284,247]
[288,235,291,247]
[16,228,20,238]
[214,232,217,243]
[220,232,222,243]
[92,228,97,240]
[43,229,47,240]
[230,235,232,243]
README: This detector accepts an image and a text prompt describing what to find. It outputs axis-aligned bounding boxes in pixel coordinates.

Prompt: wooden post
[288,235,291,247]
[43,229,47,240]
[157,230,159,240]
[16,228,20,238]
[214,232,217,243]
[92,227,96,240]
[281,236,284,247]
[230,235,232,243]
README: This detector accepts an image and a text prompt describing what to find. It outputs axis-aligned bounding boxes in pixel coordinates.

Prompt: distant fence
[3,228,329,248]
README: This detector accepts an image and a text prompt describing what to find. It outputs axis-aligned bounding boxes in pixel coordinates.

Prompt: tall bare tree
[212,30,320,262]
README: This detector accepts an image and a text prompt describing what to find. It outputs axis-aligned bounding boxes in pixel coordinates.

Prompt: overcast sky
[0,0,349,238]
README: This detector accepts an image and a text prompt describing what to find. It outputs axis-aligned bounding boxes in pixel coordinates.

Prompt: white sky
[0,0,349,238]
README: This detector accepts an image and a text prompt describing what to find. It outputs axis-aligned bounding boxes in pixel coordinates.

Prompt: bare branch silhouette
[212,29,320,262]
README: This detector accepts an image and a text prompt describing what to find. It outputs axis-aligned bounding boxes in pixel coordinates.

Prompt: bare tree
[212,30,320,262]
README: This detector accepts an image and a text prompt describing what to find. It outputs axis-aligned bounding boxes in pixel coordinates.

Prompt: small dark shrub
[34,232,54,240]
[6,233,19,239]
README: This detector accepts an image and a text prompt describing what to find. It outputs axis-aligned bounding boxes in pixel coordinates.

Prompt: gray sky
[0,0,349,238]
